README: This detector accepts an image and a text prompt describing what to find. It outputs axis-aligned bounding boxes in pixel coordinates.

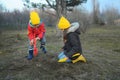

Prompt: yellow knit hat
[58,16,71,30]
[30,11,40,25]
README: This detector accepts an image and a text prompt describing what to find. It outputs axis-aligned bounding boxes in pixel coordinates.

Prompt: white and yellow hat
[58,16,71,30]
[30,11,40,25]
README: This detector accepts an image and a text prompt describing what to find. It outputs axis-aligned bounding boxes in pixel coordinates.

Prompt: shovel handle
[33,38,37,48]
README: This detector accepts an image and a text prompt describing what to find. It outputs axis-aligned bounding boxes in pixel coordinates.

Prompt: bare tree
[0,3,6,28]
[68,7,90,33]
[92,0,100,24]
[102,6,120,25]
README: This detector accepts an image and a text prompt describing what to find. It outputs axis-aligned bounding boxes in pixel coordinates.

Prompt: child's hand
[36,37,40,41]
[63,39,67,43]
[30,39,34,45]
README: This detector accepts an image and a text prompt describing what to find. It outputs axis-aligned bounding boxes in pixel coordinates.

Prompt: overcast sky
[0,0,120,12]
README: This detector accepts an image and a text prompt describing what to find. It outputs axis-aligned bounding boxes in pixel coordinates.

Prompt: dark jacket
[63,22,82,59]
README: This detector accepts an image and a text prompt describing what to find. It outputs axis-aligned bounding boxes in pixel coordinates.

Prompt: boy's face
[62,27,69,31]
[33,24,39,27]
[63,28,69,35]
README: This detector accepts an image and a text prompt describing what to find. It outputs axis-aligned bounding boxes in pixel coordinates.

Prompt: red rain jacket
[27,22,46,40]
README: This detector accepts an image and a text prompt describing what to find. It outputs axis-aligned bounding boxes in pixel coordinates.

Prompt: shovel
[33,38,38,57]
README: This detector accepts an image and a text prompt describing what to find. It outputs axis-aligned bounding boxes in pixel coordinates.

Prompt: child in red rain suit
[27,11,47,60]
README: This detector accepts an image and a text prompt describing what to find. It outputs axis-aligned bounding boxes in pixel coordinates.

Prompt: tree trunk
[55,0,67,38]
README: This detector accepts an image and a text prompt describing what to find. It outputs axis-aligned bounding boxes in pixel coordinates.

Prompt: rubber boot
[58,52,71,63]
[27,50,33,60]
[58,57,68,62]
[40,45,47,54]
[72,54,86,63]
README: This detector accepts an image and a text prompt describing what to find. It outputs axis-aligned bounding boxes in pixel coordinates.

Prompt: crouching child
[57,16,86,63]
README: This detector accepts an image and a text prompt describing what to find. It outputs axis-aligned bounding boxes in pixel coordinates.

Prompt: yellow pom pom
[58,16,71,30]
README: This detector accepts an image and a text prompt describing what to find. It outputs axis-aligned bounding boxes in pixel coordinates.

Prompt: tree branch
[45,0,56,10]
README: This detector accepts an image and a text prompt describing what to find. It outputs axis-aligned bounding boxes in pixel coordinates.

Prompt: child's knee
[28,45,33,50]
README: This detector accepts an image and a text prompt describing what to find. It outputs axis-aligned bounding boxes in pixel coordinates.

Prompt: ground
[0,25,120,80]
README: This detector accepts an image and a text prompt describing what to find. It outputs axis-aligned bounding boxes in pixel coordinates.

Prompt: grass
[0,25,120,80]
